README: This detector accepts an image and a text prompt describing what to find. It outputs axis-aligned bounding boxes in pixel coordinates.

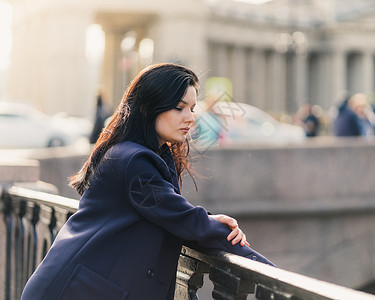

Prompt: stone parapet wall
[1,137,374,205]
[0,159,40,184]
[184,137,375,216]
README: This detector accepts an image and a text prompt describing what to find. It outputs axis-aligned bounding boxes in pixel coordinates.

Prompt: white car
[0,101,91,149]
[193,101,305,147]
[51,112,93,143]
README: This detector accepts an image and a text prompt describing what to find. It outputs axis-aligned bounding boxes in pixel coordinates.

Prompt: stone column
[331,49,347,103]
[150,15,209,77]
[7,7,95,117]
[7,19,28,102]
[7,15,48,110]
[347,52,363,95]
[268,51,287,111]
[285,51,297,112]
[101,30,125,107]
[362,51,374,95]
[295,53,308,109]
[215,44,228,78]
[247,48,266,109]
[231,46,246,102]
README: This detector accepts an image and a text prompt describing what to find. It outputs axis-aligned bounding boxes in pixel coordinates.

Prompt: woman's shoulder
[107,141,160,163]
[111,141,174,177]
[103,141,173,179]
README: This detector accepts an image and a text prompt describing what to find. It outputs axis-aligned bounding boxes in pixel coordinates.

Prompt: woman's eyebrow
[180,100,195,106]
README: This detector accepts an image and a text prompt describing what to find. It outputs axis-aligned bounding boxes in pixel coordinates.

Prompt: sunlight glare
[0,0,12,69]
[85,24,105,63]
[231,0,273,4]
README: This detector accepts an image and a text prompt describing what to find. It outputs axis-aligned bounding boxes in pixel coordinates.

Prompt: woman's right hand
[210,214,250,247]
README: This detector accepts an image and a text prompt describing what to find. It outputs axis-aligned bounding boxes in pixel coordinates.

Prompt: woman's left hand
[210,214,250,247]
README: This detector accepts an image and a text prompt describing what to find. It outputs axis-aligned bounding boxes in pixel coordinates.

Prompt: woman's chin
[167,137,187,144]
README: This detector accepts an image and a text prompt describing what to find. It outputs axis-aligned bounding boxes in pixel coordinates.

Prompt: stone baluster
[24,202,40,279]
[54,206,72,232]
[37,205,55,261]
[3,193,13,300]
[210,266,255,299]
[13,199,27,300]
[175,248,210,299]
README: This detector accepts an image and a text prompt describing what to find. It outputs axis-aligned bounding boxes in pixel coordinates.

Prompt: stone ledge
[0,159,40,183]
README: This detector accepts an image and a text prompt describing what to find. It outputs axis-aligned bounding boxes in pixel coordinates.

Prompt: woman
[21,63,275,300]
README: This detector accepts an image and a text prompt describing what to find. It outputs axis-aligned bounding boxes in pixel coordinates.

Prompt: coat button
[147,269,155,279]
[251,255,257,261]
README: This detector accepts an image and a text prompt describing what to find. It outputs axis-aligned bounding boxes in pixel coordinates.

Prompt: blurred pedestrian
[89,90,110,144]
[333,94,375,137]
[349,93,375,137]
[295,103,320,137]
[333,95,362,136]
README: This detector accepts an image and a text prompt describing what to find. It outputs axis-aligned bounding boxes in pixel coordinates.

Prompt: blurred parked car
[51,112,93,142]
[194,101,305,146]
[0,101,92,149]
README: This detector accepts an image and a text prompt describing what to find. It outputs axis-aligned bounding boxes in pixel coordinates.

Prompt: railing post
[13,199,27,300]
[175,247,210,299]
[3,192,13,300]
[210,266,255,300]
[54,206,72,232]
[37,205,55,261]
[24,202,40,281]
[0,190,5,300]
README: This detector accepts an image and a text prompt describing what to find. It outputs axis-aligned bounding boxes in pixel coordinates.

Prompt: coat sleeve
[124,151,275,266]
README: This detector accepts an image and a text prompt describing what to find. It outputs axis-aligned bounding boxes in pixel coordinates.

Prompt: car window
[0,113,20,118]
[247,118,263,127]
[0,114,32,124]
[0,113,29,118]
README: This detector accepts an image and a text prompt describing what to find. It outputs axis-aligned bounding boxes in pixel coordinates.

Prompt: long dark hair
[70,63,199,195]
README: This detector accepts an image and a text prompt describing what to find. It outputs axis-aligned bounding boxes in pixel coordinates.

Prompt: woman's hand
[210,214,250,247]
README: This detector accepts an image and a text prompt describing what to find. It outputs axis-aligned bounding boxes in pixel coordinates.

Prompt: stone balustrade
[1,163,375,299]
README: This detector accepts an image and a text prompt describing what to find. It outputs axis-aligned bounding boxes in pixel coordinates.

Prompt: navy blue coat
[21,141,274,300]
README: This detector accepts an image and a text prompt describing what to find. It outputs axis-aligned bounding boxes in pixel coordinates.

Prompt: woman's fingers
[227,226,250,247]
[211,214,250,247]
[225,216,238,229]
[230,227,243,245]
[240,233,247,246]
[213,214,238,228]
[227,226,239,241]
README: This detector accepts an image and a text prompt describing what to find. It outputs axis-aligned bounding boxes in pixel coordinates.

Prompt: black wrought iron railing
[1,186,375,300]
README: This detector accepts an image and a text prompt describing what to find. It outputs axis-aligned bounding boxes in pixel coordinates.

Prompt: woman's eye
[175,107,183,111]
[191,109,195,113]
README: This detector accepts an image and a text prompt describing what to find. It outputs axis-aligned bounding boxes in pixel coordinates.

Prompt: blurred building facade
[4,0,375,117]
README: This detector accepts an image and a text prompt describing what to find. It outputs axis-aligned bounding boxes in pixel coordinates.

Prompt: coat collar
[159,144,180,194]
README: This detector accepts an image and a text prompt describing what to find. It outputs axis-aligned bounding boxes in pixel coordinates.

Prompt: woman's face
[155,85,196,145]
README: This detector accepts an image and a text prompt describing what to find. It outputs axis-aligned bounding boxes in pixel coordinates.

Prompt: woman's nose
[186,111,195,123]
